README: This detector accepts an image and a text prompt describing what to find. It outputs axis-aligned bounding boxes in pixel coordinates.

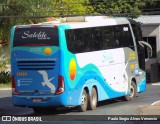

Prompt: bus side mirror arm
[138,41,152,58]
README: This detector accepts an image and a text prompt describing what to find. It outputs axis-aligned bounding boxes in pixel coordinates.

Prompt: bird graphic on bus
[38,70,55,93]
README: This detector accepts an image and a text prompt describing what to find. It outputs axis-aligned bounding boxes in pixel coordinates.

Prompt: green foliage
[50,0,96,16]
[0,0,52,43]
[90,0,156,18]
[0,54,10,70]
[0,81,11,88]
[0,54,11,84]
[0,0,95,46]
[0,0,158,48]
[0,71,11,84]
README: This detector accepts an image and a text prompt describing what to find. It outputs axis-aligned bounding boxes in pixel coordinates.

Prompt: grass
[0,82,11,89]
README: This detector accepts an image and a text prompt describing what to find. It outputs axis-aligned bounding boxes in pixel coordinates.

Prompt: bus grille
[17,60,56,70]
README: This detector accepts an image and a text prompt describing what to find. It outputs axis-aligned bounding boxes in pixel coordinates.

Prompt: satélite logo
[22,31,50,40]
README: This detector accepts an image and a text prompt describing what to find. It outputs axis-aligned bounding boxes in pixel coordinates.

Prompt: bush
[0,70,11,84]
[0,54,10,70]
[0,54,11,84]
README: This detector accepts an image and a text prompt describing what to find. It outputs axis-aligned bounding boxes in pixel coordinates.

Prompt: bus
[10,16,150,113]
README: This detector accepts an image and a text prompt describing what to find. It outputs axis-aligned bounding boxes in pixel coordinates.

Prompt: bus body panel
[11,17,146,108]
[61,47,146,106]
[11,46,60,106]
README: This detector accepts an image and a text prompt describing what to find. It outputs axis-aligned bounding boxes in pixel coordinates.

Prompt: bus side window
[74,28,90,53]
[113,26,121,48]
[66,30,76,53]
[82,28,91,52]
[132,24,143,42]
[121,25,135,50]
[102,27,114,49]
[131,24,145,70]
[66,28,91,53]
[74,30,84,53]
[91,27,103,51]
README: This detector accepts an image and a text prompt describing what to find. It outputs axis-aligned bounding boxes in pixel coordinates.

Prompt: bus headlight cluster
[17,72,27,76]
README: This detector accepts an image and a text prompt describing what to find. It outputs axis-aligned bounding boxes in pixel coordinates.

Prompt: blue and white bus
[11,16,150,113]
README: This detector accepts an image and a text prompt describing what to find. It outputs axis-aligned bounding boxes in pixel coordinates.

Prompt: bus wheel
[78,89,88,112]
[88,87,97,110]
[124,81,137,101]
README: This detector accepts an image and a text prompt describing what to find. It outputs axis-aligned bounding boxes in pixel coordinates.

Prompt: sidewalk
[0,87,12,91]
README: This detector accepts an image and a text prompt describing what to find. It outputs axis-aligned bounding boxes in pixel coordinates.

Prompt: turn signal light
[55,75,65,95]
[12,75,19,95]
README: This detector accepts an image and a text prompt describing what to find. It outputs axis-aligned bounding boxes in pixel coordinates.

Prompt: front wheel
[124,81,137,101]
[78,89,88,112]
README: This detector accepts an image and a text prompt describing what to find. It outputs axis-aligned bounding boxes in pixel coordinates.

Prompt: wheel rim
[129,85,134,98]
[92,92,97,106]
[82,92,87,106]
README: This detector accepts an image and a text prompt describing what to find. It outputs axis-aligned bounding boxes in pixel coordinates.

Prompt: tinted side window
[121,26,134,50]
[65,30,75,52]
[131,24,143,42]
[66,25,135,53]
[91,27,103,51]
[102,27,115,49]
[114,26,121,47]
[131,24,145,70]
[65,28,90,53]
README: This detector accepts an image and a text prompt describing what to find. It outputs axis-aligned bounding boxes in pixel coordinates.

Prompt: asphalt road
[0,83,160,123]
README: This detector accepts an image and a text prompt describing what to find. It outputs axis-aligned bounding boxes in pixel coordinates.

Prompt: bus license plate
[33,98,42,102]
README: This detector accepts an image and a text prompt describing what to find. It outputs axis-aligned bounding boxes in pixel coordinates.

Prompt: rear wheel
[88,87,97,110]
[124,81,137,101]
[78,89,88,112]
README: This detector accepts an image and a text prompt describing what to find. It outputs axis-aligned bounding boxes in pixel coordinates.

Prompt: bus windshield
[13,27,59,47]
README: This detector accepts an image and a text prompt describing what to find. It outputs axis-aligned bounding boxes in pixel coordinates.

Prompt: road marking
[152,83,160,86]
[151,100,160,106]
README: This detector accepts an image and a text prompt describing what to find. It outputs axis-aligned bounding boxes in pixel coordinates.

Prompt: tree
[90,0,156,17]
[0,0,95,48]
[49,0,95,17]
[0,0,53,43]
[0,0,158,50]
[142,0,160,15]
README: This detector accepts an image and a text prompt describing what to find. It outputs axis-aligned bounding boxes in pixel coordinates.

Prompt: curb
[0,88,12,91]
[152,83,160,86]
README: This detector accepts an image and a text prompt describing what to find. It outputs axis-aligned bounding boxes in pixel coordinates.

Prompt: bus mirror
[138,41,152,57]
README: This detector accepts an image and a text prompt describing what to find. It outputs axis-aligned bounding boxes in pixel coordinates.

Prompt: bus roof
[16,16,131,29]
[42,16,131,28]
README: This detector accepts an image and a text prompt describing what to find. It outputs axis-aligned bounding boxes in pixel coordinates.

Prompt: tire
[78,89,88,112]
[124,81,137,101]
[88,87,97,110]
